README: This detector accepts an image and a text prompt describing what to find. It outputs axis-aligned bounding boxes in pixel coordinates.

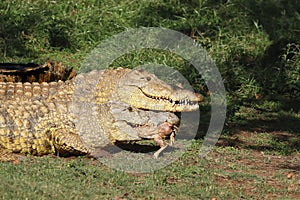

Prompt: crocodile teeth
[172,101,176,107]
[140,88,198,107]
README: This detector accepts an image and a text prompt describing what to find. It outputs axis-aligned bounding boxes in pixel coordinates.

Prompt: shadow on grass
[0,12,40,59]
[0,8,77,60]
[233,112,300,134]
[114,142,159,154]
[216,98,300,155]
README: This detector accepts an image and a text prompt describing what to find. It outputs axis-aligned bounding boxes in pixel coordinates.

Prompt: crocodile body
[0,61,76,83]
[0,67,202,158]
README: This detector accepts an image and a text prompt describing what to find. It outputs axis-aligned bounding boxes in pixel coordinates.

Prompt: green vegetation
[1,0,299,99]
[0,0,299,199]
[0,141,299,199]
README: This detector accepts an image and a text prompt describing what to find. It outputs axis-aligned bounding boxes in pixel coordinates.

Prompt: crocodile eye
[140,77,151,81]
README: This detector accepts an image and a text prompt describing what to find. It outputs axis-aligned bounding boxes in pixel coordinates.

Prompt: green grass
[1,0,299,97]
[0,140,299,199]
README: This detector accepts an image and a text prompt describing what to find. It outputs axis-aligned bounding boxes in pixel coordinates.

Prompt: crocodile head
[113,69,203,112]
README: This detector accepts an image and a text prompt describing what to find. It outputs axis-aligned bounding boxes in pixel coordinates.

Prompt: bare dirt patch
[213,129,300,199]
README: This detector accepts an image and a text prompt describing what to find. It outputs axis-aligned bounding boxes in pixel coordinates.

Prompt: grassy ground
[0,0,299,199]
[0,124,299,199]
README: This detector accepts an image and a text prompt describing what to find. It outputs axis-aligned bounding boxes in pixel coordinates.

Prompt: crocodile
[0,67,203,159]
[0,61,76,83]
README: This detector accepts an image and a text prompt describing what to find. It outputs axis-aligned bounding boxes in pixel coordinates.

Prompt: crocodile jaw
[114,69,203,112]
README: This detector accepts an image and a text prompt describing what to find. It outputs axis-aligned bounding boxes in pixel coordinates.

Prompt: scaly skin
[111,69,203,112]
[0,67,202,158]
[0,61,76,83]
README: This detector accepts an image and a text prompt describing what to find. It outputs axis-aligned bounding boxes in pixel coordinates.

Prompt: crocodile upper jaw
[114,69,203,112]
